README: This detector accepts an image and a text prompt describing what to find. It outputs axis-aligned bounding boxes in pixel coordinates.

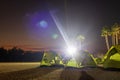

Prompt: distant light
[39,20,48,28]
[52,34,58,39]
[66,46,77,56]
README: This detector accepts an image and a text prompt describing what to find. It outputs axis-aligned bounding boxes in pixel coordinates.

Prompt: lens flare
[67,46,77,56]
[52,34,58,39]
[50,11,70,46]
[39,20,48,28]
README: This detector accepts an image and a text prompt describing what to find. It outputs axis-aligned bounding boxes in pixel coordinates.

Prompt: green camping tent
[41,50,97,68]
[41,51,62,65]
[74,50,97,67]
[103,45,120,68]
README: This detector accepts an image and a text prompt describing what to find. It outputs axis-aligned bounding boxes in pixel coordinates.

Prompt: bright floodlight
[67,46,77,56]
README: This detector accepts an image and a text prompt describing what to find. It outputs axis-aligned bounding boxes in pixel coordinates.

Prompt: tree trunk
[116,33,119,45]
[112,35,115,45]
[105,35,109,50]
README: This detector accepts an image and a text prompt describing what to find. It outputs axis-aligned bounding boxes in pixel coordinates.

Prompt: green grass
[0,63,120,80]
[0,62,40,73]
[67,59,78,67]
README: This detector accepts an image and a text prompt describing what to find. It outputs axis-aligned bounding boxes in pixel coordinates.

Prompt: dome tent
[74,50,97,67]
[103,45,120,68]
[41,50,97,68]
[41,50,62,65]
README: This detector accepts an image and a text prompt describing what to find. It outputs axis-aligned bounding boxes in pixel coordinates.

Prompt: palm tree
[111,27,116,45]
[111,23,120,45]
[76,35,85,50]
[101,26,110,50]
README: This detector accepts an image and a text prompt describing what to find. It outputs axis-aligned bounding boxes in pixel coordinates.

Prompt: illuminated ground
[0,62,40,73]
[0,63,120,80]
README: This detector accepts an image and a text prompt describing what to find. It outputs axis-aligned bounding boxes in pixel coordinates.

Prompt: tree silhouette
[101,23,120,49]
[0,46,44,62]
[76,35,85,50]
[101,26,110,50]
[0,47,8,61]
[111,23,120,45]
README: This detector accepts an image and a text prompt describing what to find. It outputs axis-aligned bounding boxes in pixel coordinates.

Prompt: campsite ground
[0,63,120,80]
[0,62,40,73]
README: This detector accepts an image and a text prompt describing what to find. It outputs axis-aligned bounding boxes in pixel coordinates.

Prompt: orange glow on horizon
[1,44,63,52]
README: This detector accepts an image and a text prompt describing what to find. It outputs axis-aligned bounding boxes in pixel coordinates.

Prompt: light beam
[50,11,70,47]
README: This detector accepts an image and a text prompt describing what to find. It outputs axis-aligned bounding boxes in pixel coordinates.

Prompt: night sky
[0,0,120,53]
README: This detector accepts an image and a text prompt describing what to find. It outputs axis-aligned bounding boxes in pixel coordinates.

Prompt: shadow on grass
[78,71,95,80]
[0,66,59,80]
[60,67,95,80]
[39,64,64,68]
[96,66,120,72]
[103,68,120,72]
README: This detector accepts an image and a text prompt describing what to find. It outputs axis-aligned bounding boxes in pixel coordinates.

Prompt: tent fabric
[41,50,97,68]
[41,51,61,65]
[103,45,120,68]
[74,50,97,67]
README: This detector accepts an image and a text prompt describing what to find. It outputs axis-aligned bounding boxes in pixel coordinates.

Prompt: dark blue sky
[0,0,120,53]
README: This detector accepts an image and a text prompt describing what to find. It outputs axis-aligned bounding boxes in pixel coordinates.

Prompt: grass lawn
[0,63,120,80]
[0,62,40,73]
